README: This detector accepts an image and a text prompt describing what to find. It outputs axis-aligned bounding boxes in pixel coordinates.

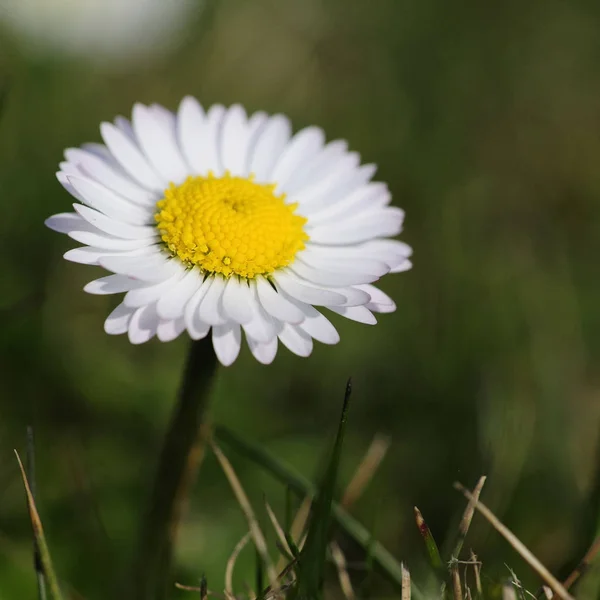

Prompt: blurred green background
[2,0,600,597]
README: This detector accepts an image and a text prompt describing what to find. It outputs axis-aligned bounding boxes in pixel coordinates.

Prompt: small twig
[454,482,574,600]
[562,535,600,590]
[341,434,391,508]
[225,533,251,599]
[452,476,486,559]
[331,541,355,600]
[401,563,411,600]
[211,441,279,590]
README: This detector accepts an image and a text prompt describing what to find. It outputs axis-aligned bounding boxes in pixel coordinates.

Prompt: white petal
[64,147,157,206]
[177,96,206,173]
[272,126,325,193]
[358,239,413,269]
[247,335,278,365]
[69,230,157,250]
[128,303,159,344]
[307,182,391,225]
[290,259,379,287]
[187,103,226,176]
[100,121,164,191]
[307,208,404,245]
[132,103,189,185]
[104,303,135,335]
[198,276,227,325]
[84,274,143,295]
[157,317,186,342]
[243,111,269,176]
[57,172,85,202]
[212,323,242,366]
[220,104,251,176]
[74,204,156,239]
[249,115,291,182]
[278,323,313,357]
[241,285,277,343]
[123,272,183,307]
[301,163,377,212]
[255,276,304,324]
[338,286,372,307]
[356,283,397,314]
[281,139,348,197]
[273,271,347,306]
[45,212,93,234]
[156,268,203,320]
[184,278,212,339]
[328,305,377,324]
[64,247,143,265]
[68,176,152,225]
[290,153,360,210]
[298,307,339,344]
[298,249,389,278]
[390,259,413,273]
[101,252,181,283]
[221,277,253,324]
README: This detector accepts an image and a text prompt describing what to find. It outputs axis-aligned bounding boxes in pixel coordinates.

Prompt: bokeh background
[2,0,600,597]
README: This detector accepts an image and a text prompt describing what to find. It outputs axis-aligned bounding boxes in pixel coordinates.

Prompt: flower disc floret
[155,173,308,278]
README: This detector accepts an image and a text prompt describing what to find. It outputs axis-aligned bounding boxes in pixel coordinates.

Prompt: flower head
[46,99,412,366]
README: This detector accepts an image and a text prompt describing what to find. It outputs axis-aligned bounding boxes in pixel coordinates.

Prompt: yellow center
[155,174,308,278]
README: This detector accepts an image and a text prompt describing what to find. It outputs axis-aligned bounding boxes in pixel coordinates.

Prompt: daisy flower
[45,99,412,366]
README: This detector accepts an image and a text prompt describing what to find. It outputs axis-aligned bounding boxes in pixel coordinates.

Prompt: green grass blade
[213,425,425,599]
[15,450,64,600]
[414,506,443,570]
[294,379,352,600]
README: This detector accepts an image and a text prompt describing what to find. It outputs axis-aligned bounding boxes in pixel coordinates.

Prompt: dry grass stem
[401,563,411,600]
[562,535,600,590]
[276,496,312,573]
[211,441,279,591]
[341,434,391,508]
[470,550,482,596]
[330,541,355,600]
[453,476,486,558]
[224,532,251,599]
[451,565,462,600]
[454,482,574,600]
[265,500,292,558]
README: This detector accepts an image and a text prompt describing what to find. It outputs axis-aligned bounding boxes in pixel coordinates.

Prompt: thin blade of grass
[211,441,278,590]
[27,427,47,600]
[451,476,486,560]
[294,378,353,600]
[414,507,443,570]
[15,450,64,600]
[213,425,424,599]
[454,482,574,600]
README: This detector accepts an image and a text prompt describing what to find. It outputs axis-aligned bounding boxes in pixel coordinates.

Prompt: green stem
[131,337,218,600]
